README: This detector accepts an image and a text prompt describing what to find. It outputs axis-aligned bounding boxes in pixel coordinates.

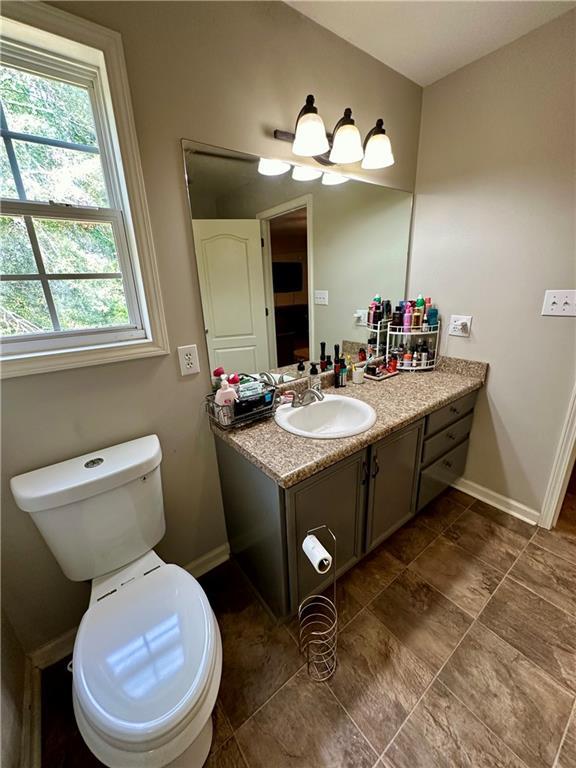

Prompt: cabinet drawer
[422,412,473,467]
[417,440,470,510]
[425,391,478,436]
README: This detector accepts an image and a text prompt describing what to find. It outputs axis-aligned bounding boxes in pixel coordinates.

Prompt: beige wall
[1,611,25,768]
[1,1,422,652]
[409,11,576,514]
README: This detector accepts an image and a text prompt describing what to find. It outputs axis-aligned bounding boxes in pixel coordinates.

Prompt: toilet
[11,435,222,768]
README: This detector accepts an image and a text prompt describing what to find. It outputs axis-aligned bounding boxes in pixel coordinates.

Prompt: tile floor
[42,488,576,768]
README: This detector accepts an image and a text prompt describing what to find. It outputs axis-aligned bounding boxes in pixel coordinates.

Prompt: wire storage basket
[298,526,338,682]
[205,376,277,429]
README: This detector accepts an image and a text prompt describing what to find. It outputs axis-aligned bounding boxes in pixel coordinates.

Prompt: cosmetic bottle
[358,347,367,363]
[309,362,320,390]
[427,307,438,328]
[384,300,392,320]
[392,306,403,327]
[421,340,429,368]
[326,354,333,370]
[334,344,340,364]
[403,351,412,369]
[320,341,327,372]
[334,359,341,388]
[346,355,353,381]
[416,294,425,311]
[412,310,422,330]
[339,358,347,387]
[403,304,412,331]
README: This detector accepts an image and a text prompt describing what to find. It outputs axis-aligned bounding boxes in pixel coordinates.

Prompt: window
[0,7,168,376]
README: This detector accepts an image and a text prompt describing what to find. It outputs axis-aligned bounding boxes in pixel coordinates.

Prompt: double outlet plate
[542,290,576,316]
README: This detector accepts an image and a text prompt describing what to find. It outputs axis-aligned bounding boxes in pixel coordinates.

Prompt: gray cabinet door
[366,420,424,551]
[286,449,368,608]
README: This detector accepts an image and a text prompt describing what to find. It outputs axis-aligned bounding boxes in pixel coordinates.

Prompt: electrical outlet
[449,315,472,337]
[542,290,576,316]
[314,290,328,306]
[177,344,200,376]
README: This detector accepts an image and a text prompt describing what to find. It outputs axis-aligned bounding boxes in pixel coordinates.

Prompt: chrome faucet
[290,387,325,408]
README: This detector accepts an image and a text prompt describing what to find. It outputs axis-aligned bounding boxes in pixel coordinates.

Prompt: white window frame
[0,3,169,378]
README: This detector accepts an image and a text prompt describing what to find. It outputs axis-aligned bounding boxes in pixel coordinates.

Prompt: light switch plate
[542,289,576,316]
[449,315,472,337]
[177,344,200,375]
[314,290,329,306]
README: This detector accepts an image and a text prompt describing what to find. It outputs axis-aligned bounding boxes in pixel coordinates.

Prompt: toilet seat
[73,563,218,754]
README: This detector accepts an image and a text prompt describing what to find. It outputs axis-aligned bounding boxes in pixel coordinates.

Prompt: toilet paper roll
[302,534,332,574]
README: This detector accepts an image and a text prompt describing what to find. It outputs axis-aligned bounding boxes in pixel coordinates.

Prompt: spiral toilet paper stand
[298,525,338,682]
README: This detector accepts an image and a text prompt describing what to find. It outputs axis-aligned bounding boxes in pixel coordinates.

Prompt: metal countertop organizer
[205,374,278,429]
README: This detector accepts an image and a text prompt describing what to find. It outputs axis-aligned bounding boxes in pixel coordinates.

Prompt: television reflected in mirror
[182,139,412,375]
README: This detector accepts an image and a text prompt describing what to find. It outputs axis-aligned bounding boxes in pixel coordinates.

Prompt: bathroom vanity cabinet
[215,389,478,619]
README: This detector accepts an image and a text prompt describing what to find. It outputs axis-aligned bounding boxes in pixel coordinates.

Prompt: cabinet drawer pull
[446,432,456,441]
[443,459,453,469]
[449,406,460,415]
[371,456,380,479]
[361,461,369,485]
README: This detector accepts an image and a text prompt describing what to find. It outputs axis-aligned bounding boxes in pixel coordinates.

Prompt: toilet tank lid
[10,435,162,513]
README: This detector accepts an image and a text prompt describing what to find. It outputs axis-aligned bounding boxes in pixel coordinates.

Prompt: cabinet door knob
[443,459,453,469]
[371,456,380,479]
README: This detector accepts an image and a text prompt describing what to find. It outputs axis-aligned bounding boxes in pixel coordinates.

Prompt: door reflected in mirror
[183,140,412,376]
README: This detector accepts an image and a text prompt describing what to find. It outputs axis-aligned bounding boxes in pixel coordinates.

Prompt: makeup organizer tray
[386,321,441,372]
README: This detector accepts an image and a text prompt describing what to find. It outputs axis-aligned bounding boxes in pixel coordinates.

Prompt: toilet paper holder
[298,525,338,682]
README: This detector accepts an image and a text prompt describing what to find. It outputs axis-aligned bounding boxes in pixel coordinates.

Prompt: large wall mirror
[182,140,412,374]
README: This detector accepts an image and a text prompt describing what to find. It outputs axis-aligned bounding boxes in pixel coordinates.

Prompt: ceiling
[286,1,575,86]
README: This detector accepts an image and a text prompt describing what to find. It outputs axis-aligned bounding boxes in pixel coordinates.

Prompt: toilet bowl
[72,553,222,768]
[10,435,222,767]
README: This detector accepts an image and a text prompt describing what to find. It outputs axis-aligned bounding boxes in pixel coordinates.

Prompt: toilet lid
[73,564,215,746]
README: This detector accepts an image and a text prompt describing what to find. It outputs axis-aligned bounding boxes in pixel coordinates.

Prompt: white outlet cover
[314,290,329,306]
[177,344,200,376]
[542,289,576,316]
[449,315,472,337]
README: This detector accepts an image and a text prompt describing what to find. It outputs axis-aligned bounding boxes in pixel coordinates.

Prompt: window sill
[1,336,170,379]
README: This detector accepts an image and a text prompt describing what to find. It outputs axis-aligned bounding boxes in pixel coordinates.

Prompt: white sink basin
[274,394,376,439]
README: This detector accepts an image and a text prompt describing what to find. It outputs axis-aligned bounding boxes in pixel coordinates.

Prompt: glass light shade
[258,157,291,176]
[291,165,323,181]
[361,132,395,169]
[292,112,329,157]
[329,123,364,164]
[321,172,349,186]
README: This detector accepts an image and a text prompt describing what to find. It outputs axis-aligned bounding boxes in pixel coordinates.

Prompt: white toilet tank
[11,435,165,582]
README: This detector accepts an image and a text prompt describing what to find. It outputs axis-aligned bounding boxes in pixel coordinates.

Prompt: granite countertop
[211,357,488,489]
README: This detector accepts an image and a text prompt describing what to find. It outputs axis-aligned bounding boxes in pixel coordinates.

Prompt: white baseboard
[452,478,540,526]
[184,543,230,578]
[29,627,77,670]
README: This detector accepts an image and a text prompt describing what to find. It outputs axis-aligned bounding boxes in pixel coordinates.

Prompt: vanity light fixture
[321,172,349,186]
[328,108,364,165]
[292,95,330,157]
[257,157,291,176]
[292,165,323,181]
[361,119,395,169]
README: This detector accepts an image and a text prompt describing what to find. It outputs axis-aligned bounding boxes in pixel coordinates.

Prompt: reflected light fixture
[292,95,330,157]
[258,157,291,176]
[329,108,364,165]
[292,164,323,181]
[321,172,349,186]
[361,119,394,169]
